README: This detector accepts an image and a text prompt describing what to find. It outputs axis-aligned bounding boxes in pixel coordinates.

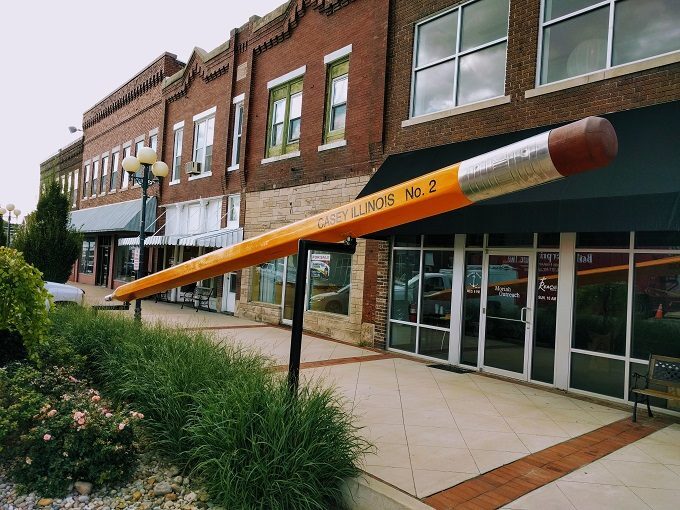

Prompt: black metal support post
[134,164,150,322]
[288,238,356,395]
[6,213,11,245]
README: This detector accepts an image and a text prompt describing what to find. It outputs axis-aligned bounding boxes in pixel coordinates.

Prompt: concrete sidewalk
[69,282,680,509]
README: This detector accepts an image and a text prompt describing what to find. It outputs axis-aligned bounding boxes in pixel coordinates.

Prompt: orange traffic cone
[655,304,663,319]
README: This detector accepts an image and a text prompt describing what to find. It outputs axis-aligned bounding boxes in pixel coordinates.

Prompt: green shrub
[49,306,369,509]
[3,364,141,496]
[0,247,51,365]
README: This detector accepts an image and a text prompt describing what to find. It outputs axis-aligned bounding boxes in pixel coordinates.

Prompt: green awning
[70,197,156,234]
[357,101,680,235]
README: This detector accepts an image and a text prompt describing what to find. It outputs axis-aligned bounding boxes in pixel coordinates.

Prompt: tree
[0,219,6,247]
[12,180,82,283]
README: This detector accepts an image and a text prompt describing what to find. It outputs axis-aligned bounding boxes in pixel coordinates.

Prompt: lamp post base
[134,299,142,322]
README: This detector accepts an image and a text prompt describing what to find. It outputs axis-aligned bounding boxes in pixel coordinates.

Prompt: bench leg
[632,395,638,423]
[646,396,653,418]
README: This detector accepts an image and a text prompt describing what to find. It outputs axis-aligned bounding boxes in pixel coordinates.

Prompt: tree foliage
[13,180,82,283]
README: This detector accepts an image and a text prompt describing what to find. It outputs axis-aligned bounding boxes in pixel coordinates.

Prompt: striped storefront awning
[117,235,184,247]
[179,228,243,248]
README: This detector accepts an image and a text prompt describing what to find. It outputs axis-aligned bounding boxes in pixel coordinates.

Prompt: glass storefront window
[576,232,629,249]
[632,253,680,359]
[249,259,284,305]
[394,235,421,248]
[390,322,416,353]
[308,251,352,315]
[419,328,449,360]
[532,252,559,383]
[80,238,95,274]
[537,233,560,249]
[487,233,534,248]
[114,245,135,282]
[628,361,674,409]
[573,252,629,355]
[461,251,483,366]
[465,234,483,248]
[391,250,421,322]
[635,231,680,250]
[570,352,625,399]
[419,250,454,328]
[423,235,454,248]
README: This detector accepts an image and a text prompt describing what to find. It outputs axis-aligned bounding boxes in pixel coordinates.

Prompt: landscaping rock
[38,498,54,507]
[153,482,173,496]
[75,481,93,496]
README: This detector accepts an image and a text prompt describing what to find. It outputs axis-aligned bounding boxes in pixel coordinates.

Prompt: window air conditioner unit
[185,161,201,175]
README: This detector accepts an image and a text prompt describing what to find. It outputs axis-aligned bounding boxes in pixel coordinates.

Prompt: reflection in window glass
[308,252,352,315]
[613,0,680,66]
[413,60,456,117]
[573,252,628,356]
[419,250,454,328]
[416,11,457,67]
[532,252,559,383]
[249,259,284,304]
[457,43,507,106]
[632,253,680,359]
[629,362,673,409]
[419,328,449,360]
[460,0,509,51]
[390,322,416,353]
[114,245,135,282]
[461,251,483,365]
[80,238,95,274]
[570,352,625,398]
[391,250,421,322]
[543,0,601,22]
[540,7,608,84]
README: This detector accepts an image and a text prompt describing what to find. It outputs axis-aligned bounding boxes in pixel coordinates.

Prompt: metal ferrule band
[458,131,561,203]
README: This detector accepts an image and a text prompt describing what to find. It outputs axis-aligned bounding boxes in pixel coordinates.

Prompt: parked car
[44,282,85,308]
[309,284,350,314]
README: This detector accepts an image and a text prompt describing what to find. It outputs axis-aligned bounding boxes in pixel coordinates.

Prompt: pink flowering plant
[3,365,143,496]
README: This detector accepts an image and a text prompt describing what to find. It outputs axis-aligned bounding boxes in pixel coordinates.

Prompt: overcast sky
[0,0,285,220]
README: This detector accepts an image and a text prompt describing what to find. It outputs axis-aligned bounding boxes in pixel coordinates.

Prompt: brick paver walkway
[423,416,669,510]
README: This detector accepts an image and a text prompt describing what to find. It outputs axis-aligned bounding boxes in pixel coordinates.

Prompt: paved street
[72,283,680,509]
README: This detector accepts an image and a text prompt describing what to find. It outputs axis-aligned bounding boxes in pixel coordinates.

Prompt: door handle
[520,307,530,324]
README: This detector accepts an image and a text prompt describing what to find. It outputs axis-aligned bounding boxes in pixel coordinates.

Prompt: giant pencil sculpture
[108,116,617,303]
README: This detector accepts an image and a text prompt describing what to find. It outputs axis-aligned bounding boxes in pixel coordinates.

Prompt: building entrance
[480,252,536,380]
[95,244,110,287]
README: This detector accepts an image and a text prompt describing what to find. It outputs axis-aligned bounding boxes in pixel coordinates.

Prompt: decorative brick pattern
[273,352,396,371]
[424,417,670,510]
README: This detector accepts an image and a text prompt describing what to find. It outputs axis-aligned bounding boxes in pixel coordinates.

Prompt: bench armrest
[630,372,648,390]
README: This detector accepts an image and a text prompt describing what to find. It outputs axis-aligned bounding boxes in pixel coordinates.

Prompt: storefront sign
[133,247,140,271]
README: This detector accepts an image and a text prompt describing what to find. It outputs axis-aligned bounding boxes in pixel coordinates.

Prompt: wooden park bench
[181,286,213,312]
[630,354,680,422]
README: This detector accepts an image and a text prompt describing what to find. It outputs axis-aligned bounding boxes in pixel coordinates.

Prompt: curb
[341,474,432,510]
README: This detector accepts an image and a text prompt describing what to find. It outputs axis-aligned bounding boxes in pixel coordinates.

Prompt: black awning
[358,101,680,236]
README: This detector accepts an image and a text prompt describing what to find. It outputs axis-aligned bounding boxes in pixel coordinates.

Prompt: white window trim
[232,93,245,104]
[123,141,132,149]
[173,120,185,130]
[227,164,240,171]
[402,95,511,127]
[267,66,306,90]
[148,127,159,137]
[261,151,301,165]
[188,171,213,181]
[324,44,352,64]
[231,101,244,168]
[526,50,680,98]
[318,139,347,152]
[169,179,181,186]
[409,0,510,119]
[193,106,217,122]
[171,127,183,182]
[134,134,145,144]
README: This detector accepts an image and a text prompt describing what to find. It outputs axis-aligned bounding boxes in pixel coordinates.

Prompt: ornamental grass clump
[49,306,370,509]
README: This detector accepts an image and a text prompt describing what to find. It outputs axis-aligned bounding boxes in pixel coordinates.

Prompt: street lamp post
[1,204,21,245]
[121,147,169,321]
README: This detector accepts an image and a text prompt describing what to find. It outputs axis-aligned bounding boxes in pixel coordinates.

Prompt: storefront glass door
[481,253,535,379]
[282,255,298,324]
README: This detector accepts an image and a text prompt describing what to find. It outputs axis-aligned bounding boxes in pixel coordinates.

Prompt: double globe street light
[121,147,169,321]
[0,203,21,245]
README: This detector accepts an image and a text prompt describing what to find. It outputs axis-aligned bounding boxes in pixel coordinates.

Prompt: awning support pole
[288,238,357,396]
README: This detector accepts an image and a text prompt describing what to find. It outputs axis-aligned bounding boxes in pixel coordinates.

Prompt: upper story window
[110,151,119,192]
[72,170,78,207]
[539,0,680,85]
[83,164,90,198]
[230,97,244,169]
[411,0,510,117]
[192,107,216,176]
[149,133,158,151]
[267,78,303,157]
[122,146,131,188]
[100,155,109,194]
[172,124,183,182]
[91,160,100,197]
[227,194,241,229]
[325,58,349,143]
[134,139,145,182]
